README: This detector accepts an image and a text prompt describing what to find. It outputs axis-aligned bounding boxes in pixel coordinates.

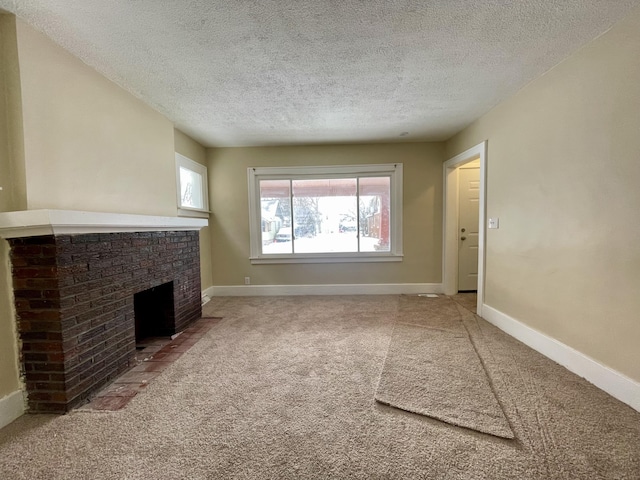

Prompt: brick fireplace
[0,210,207,414]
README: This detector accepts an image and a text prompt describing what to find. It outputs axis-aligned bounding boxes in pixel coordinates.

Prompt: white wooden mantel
[0,210,208,239]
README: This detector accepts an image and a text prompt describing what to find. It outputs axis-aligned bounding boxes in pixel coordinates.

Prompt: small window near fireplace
[176,153,209,218]
[134,282,176,346]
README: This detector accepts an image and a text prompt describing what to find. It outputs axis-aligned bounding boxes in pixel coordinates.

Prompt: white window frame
[247,163,403,264]
[176,153,209,218]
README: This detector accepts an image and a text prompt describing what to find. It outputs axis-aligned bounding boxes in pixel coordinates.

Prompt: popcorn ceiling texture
[1,0,639,146]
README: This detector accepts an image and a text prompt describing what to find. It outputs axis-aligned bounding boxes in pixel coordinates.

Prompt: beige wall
[16,19,177,216]
[0,20,212,405]
[0,15,25,400]
[446,8,640,381]
[174,129,213,290]
[0,15,26,212]
[174,129,207,165]
[208,143,445,286]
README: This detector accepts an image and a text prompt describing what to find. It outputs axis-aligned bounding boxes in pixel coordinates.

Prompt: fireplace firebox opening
[134,281,176,347]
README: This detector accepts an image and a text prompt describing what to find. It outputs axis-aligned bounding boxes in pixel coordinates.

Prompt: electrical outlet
[244,277,251,285]
[488,217,500,229]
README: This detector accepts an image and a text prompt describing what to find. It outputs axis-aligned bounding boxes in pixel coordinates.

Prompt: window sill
[249,253,403,264]
[177,208,210,219]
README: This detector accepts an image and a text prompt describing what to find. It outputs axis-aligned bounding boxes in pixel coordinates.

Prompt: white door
[458,163,480,291]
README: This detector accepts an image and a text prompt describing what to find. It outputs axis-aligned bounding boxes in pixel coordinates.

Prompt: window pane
[179,167,204,209]
[292,178,358,253]
[359,176,391,252]
[260,179,292,254]
[248,164,402,261]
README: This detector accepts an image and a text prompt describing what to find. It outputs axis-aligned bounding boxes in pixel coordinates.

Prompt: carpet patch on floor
[375,321,514,439]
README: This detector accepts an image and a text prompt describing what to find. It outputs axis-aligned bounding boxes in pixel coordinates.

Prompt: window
[248,164,403,263]
[176,153,209,217]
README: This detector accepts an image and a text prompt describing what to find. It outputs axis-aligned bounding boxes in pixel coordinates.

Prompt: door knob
[461,236,467,241]
[461,228,466,232]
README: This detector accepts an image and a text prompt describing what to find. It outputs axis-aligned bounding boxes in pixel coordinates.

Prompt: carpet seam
[471,312,562,478]
[459,310,516,440]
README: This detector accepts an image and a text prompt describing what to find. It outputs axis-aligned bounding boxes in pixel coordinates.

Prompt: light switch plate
[488,217,499,229]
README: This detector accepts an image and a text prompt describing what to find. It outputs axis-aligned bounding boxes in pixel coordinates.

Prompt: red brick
[15,267,57,279]
[12,245,43,255]
[14,289,43,299]
[10,230,202,413]
[85,395,132,411]
[48,353,65,363]
[29,299,60,309]
[27,342,63,352]
[28,391,67,402]
[18,311,60,321]
[24,353,48,362]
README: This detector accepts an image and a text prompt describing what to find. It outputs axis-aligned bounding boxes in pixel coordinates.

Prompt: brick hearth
[8,230,202,413]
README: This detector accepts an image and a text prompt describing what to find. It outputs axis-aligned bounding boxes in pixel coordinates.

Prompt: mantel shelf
[0,209,208,239]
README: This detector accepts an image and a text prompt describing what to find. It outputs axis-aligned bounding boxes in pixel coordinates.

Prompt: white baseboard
[202,286,215,298]
[201,286,214,306]
[210,283,444,296]
[482,304,640,413]
[0,390,25,430]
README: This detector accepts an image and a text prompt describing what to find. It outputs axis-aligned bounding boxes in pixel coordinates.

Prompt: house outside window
[247,164,403,264]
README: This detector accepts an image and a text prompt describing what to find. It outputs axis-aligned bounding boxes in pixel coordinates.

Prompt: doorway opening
[443,142,487,316]
[457,159,480,292]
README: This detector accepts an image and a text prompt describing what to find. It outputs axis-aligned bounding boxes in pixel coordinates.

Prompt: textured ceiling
[2,1,640,147]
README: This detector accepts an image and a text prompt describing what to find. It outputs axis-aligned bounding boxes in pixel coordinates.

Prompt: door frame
[442,141,487,316]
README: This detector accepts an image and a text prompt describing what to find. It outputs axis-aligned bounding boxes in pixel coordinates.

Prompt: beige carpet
[452,292,477,313]
[0,295,639,479]
[375,316,514,438]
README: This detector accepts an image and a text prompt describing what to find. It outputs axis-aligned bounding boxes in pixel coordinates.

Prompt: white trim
[482,304,640,412]
[0,390,25,430]
[202,285,215,306]
[251,164,401,176]
[247,167,261,257]
[247,163,403,263]
[177,208,210,219]
[443,141,487,316]
[250,253,403,264]
[0,210,208,239]
[210,283,443,296]
[202,285,215,298]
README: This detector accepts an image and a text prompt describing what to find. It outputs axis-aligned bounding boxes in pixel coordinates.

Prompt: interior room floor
[452,291,477,313]
[0,295,638,479]
[81,316,223,411]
